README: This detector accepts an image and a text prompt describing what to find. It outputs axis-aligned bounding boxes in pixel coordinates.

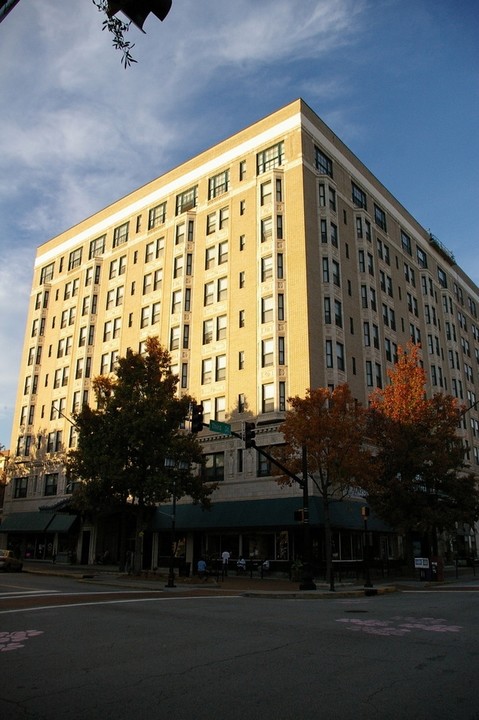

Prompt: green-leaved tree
[67,337,213,570]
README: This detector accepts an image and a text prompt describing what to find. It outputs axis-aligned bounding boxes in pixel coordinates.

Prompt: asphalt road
[1,573,479,720]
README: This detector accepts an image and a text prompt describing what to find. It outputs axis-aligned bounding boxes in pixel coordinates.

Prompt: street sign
[209,420,231,435]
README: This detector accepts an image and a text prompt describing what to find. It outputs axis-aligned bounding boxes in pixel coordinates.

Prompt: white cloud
[0,246,34,447]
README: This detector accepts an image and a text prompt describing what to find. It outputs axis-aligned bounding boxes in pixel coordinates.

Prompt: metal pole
[363,517,373,588]
[299,445,317,591]
[166,479,176,588]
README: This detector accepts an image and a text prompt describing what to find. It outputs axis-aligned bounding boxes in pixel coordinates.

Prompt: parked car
[0,550,23,572]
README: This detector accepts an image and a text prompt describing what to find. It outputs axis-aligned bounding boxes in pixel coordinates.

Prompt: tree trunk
[132,504,145,573]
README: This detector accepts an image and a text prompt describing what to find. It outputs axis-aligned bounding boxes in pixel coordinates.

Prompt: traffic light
[244,421,256,449]
[191,403,204,433]
[107,0,172,31]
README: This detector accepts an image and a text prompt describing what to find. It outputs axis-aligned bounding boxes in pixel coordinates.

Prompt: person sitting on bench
[236,556,246,574]
[197,558,208,581]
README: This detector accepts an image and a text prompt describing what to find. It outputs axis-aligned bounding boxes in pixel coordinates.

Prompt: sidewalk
[22,559,478,599]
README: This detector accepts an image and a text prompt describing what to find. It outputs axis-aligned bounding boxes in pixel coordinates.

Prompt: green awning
[0,512,78,534]
[0,512,55,533]
[149,497,392,532]
[47,514,78,533]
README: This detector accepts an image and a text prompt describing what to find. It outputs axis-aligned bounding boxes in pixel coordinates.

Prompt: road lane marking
[0,594,242,614]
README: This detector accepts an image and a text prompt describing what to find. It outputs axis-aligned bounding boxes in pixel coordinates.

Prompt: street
[1,573,479,720]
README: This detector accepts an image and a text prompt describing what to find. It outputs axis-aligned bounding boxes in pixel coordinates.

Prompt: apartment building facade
[2,99,478,568]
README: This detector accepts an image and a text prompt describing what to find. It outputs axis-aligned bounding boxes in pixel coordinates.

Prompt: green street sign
[209,420,232,435]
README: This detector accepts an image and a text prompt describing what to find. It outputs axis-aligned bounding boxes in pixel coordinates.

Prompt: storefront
[0,511,79,561]
[147,496,396,575]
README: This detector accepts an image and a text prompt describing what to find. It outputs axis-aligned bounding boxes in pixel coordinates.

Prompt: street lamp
[362,505,373,589]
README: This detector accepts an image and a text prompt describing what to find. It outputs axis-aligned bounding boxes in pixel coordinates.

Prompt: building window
[325,340,333,368]
[324,297,331,323]
[173,256,184,278]
[219,207,229,230]
[181,363,188,389]
[257,142,284,175]
[151,302,161,325]
[278,336,285,365]
[239,310,245,328]
[417,246,428,269]
[170,326,180,351]
[203,319,213,344]
[205,246,215,270]
[262,383,275,413]
[204,282,214,306]
[351,182,367,209]
[334,299,342,327]
[40,263,54,284]
[44,473,58,496]
[320,219,328,243]
[322,258,330,283]
[261,217,272,242]
[262,296,274,323]
[239,160,246,180]
[89,235,105,259]
[276,178,283,202]
[176,186,197,215]
[330,223,338,247]
[261,255,273,282]
[216,315,227,340]
[401,231,412,255]
[277,253,284,279]
[262,338,274,367]
[175,223,185,245]
[68,247,82,271]
[279,381,286,411]
[217,277,227,302]
[366,361,373,387]
[148,202,166,229]
[215,355,226,381]
[208,169,229,199]
[329,187,336,212]
[203,452,225,482]
[14,476,28,498]
[201,358,212,385]
[218,241,228,265]
[332,260,340,287]
[438,267,448,289]
[315,146,333,177]
[238,393,245,414]
[276,215,283,239]
[374,204,387,232]
[260,180,272,205]
[113,222,129,248]
[257,454,272,477]
[238,351,244,369]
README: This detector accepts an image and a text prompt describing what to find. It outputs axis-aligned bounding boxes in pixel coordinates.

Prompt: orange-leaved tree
[277,384,373,589]
[367,342,479,558]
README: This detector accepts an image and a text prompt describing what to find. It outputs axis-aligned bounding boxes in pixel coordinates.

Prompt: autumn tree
[66,337,212,570]
[277,384,373,590]
[367,342,479,559]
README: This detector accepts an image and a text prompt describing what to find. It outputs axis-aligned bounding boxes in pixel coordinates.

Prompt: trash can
[430,556,444,582]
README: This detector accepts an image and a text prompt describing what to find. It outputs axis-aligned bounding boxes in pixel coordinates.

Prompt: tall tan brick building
[2,99,478,568]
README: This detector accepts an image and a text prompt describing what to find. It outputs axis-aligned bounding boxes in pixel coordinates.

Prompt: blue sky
[0,0,478,447]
